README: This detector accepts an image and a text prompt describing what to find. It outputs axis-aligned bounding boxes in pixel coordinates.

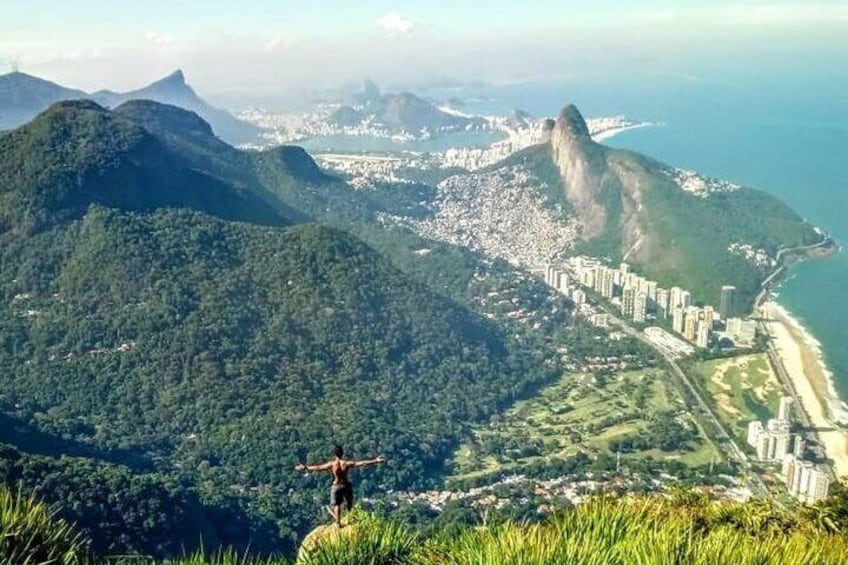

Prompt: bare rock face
[548,104,643,256]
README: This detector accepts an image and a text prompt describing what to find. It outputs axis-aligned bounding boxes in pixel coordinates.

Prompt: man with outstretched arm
[295,445,386,527]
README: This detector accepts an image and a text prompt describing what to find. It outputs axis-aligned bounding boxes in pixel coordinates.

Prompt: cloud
[264,35,293,52]
[375,12,416,38]
[145,31,175,46]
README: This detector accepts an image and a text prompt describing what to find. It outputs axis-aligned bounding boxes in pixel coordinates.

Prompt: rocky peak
[158,69,186,87]
[556,104,591,140]
[547,103,644,255]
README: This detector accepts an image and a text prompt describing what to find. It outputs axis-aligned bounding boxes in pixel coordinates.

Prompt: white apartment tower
[696,320,710,348]
[672,307,685,334]
[633,292,648,323]
[778,396,793,422]
[655,288,670,319]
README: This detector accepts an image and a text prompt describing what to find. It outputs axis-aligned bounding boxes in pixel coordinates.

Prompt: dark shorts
[331,483,354,509]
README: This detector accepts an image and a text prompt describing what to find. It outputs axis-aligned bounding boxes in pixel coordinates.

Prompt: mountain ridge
[0,100,284,234]
[0,69,260,145]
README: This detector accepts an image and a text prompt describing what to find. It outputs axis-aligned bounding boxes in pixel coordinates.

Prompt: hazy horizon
[3,1,848,109]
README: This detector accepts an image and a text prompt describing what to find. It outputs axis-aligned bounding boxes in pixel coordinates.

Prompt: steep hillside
[0,102,563,557]
[0,100,283,234]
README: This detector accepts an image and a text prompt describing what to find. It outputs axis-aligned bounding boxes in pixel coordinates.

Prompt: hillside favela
[2,1,848,563]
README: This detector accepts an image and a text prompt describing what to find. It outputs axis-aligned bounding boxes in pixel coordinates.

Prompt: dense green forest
[2,97,815,560]
[0,100,588,558]
[0,204,558,554]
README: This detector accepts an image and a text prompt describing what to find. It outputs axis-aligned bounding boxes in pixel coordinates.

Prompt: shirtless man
[295,445,386,527]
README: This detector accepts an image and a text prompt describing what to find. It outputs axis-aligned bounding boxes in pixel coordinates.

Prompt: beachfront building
[747,421,764,447]
[794,437,806,458]
[726,317,757,345]
[747,407,798,462]
[784,455,831,504]
[779,396,793,421]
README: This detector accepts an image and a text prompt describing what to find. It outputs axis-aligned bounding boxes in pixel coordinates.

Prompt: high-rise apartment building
[778,396,793,421]
[696,320,710,348]
[622,287,636,317]
[672,307,685,334]
[720,285,736,320]
[633,292,648,323]
[655,288,669,319]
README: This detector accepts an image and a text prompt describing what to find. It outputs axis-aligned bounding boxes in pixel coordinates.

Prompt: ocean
[426,72,848,402]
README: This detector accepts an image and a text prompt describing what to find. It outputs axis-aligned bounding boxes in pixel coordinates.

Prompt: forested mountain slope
[0,101,562,557]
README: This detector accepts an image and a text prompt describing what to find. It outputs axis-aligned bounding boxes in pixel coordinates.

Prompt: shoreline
[762,300,848,478]
[592,122,656,143]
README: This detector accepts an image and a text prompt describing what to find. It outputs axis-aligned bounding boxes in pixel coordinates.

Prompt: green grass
[8,486,848,565]
[691,353,783,442]
[0,485,90,564]
[451,369,721,479]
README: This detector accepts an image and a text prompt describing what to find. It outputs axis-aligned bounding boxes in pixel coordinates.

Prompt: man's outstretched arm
[352,455,387,468]
[295,461,333,472]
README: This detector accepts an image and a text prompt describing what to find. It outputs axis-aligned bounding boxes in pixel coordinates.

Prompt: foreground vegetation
[7,484,848,564]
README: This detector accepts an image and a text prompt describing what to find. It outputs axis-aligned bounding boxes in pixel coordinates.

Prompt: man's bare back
[295,445,386,527]
[330,458,352,486]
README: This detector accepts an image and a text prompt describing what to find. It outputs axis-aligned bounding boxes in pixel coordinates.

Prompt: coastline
[592,122,656,143]
[762,300,848,478]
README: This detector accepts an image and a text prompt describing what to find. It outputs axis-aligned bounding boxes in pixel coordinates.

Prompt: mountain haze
[328,82,485,135]
[0,72,88,130]
[0,70,260,145]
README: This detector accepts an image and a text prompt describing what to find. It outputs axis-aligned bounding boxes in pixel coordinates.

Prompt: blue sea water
[437,73,848,399]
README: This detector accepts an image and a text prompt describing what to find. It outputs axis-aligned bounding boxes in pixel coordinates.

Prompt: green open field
[689,353,783,443]
[451,368,720,479]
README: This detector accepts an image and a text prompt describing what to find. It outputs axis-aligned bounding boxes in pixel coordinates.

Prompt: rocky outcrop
[548,104,643,256]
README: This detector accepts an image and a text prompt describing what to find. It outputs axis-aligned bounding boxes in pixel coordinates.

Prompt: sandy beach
[592,122,655,143]
[762,300,848,478]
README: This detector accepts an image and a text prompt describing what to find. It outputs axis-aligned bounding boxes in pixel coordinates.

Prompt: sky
[2,1,848,107]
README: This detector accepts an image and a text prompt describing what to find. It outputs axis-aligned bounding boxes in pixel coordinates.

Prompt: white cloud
[145,31,175,46]
[264,35,293,52]
[375,12,416,38]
